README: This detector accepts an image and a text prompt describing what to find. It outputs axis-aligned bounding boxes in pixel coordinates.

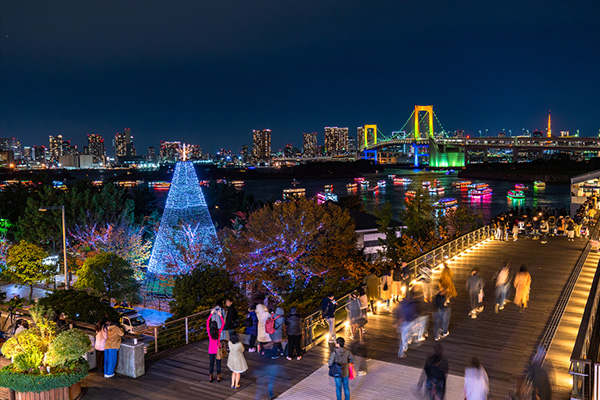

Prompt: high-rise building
[114,128,136,157]
[87,133,105,165]
[0,138,22,160]
[302,132,318,157]
[357,127,365,152]
[33,146,46,163]
[324,127,349,156]
[252,129,272,162]
[147,146,156,162]
[284,144,295,158]
[49,135,64,162]
[241,145,250,163]
[187,144,202,160]
[23,146,32,162]
[348,136,356,153]
[160,141,181,162]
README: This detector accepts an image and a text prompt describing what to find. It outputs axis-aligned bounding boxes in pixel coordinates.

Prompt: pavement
[277,359,467,400]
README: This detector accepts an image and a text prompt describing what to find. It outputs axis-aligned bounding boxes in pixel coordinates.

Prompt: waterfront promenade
[0,233,591,399]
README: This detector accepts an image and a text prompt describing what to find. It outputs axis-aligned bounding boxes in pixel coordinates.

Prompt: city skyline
[1,1,599,153]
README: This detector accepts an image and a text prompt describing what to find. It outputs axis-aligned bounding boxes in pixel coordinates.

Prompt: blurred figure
[380,270,393,309]
[328,337,354,400]
[514,265,532,313]
[512,220,520,241]
[439,264,457,300]
[346,291,363,343]
[392,263,405,302]
[433,288,451,341]
[357,287,369,335]
[395,290,418,358]
[419,263,433,303]
[363,268,380,314]
[321,293,337,343]
[464,357,489,400]
[418,342,449,400]
[466,268,484,318]
[494,262,511,314]
[528,346,552,400]
[540,218,549,244]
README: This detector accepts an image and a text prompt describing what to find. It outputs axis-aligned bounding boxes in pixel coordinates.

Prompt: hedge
[0,358,88,393]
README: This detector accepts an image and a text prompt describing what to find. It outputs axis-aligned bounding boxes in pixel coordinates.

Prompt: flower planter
[9,381,82,400]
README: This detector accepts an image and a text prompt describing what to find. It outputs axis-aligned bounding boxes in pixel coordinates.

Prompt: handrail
[300,224,494,350]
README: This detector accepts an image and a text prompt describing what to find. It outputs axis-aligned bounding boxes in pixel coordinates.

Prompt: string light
[147,161,220,277]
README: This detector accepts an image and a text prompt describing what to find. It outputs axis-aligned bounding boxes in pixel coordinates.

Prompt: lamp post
[39,205,68,289]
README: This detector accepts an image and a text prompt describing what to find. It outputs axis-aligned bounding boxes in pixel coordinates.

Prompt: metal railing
[300,224,494,350]
[137,309,211,361]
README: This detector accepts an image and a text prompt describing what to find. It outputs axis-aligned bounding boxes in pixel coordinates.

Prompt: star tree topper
[177,143,190,161]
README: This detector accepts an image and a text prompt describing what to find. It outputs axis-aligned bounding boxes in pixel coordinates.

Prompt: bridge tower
[547,111,552,138]
[414,105,434,140]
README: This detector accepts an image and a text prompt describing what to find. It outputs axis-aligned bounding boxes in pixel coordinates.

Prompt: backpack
[265,315,280,334]
[245,314,253,328]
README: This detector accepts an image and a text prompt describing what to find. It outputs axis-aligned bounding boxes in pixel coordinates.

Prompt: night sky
[1,1,599,155]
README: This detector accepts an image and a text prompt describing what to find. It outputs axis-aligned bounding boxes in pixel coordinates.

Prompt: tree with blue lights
[221,197,366,304]
[146,161,220,294]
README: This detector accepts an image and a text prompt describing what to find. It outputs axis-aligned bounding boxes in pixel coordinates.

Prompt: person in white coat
[256,303,271,352]
[464,357,489,400]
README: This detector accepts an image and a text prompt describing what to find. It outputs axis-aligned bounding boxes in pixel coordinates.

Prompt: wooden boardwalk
[0,234,591,399]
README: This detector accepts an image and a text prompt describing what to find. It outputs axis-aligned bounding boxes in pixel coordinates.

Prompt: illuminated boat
[534,181,546,188]
[346,183,358,190]
[361,180,369,187]
[515,183,528,191]
[52,180,67,190]
[469,187,492,197]
[317,192,338,203]
[405,190,416,198]
[507,190,525,199]
[324,184,334,192]
[452,180,471,188]
[377,180,386,188]
[429,186,445,195]
[388,174,396,179]
[433,179,441,185]
[149,181,171,190]
[231,180,244,189]
[198,180,210,187]
[354,177,366,183]
[422,181,431,188]
[433,197,458,208]
[394,177,412,184]
[283,188,306,200]
[367,184,379,192]
[445,170,456,175]
[467,182,489,190]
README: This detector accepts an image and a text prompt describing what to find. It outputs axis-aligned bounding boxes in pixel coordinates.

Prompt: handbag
[349,363,356,380]
[478,289,484,303]
[216,342,227,360]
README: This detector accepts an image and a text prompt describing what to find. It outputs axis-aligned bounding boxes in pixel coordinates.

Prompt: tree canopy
[75,252,140,303]
[6,241,52,301]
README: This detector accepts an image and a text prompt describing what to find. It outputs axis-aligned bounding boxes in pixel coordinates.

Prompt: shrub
[38,289,119,324]
[45,329,91,368]
[0,358,88,393]
[13,349,43,373]
[1,330,45,359]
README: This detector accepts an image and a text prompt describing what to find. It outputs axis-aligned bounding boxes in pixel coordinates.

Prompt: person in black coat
[285,307,302,360]
[225,297,239,335]
[418,342,449,400]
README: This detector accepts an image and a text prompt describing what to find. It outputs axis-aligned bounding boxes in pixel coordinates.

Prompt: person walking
[512,219,520,241]
[104,319,124,378]
[245,304,258,352]
[363,268,380,314]
[464,357,489,400]
[514,264,532,313]
[392,263,405,302]
[494,262,511,314]
[418,342,449,400]
[433,288,451,341]
[328,337,354,400]
[395,290,418,358]
[256,303,272,352]
[207,308,225,382]
[346,291,363,342]
[439,264,457,300]
[540,218,549,244]
[285,307,302,360]
[380,270,393,310]
[94,317,108,375]
[528,346,552,400]
[357,286,369,336]
[466,268,484,319]
[321,293,337,343]
[227,331,248,389]
[419,263,433,303]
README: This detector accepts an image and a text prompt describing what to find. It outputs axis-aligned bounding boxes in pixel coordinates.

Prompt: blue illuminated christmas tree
[146,156,220,295]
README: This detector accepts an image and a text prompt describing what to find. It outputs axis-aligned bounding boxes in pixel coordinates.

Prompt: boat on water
[324,184,334,192]
[405,190,416,198]
[367,184,379,192]
[231,180,244,189]
[377,180,386,187]
[394,177,412,184]
[433,197,458,208]
[346,183,358,190]
[507,190,525,199]
[429,186,445,195]
[354,177,366,183]
[469,187,493,197]
[452,180,471,188]
[444,170,456,175]
[283,188,306,200]
[149,181,171,190]
[467,182,489,190]
[534,181,546,188]
[317,192,338,203]
[361,180,369,187]
[388,174,396,179]
[422,181,431,187]
[515,183,529,191]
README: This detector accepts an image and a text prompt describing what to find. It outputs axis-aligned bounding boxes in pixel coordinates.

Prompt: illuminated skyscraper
[324,127,348,156]
[160,141,181,162]
[114,128,135,157]
[87,133,105,164]
[303,132,318,157]
[252,129,272,161]
[49,135,63,162]
[357,127,365,152]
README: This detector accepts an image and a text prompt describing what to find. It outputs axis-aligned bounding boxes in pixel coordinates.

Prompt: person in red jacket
[207,308,225,382]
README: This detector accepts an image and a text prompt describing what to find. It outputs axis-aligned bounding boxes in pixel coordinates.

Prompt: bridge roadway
[0,234,590,399]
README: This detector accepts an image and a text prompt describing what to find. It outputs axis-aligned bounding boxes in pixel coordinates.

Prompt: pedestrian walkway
[277,359,465,400]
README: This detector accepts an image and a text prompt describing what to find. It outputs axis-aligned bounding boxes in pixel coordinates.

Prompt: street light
[39,205,68,289]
